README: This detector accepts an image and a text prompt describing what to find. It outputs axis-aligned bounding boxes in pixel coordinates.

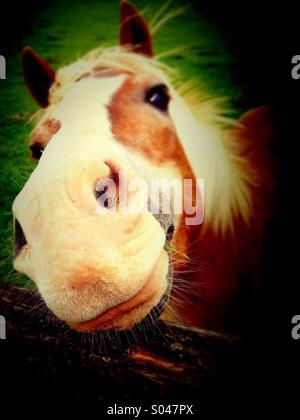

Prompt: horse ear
[119,0,153,57]
[22,47,55,108]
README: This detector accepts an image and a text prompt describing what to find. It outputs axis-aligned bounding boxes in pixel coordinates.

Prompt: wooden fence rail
[0,284,246,401]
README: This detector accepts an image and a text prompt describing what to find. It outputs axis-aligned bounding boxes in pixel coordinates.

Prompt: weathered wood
[0,284,245,401]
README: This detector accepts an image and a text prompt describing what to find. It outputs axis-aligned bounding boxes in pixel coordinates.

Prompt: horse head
[12,1,273,332]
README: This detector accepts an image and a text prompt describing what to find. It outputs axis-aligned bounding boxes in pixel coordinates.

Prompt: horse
[12,0,274,333]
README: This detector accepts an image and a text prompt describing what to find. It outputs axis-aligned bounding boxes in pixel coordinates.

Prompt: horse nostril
[13,218,28,259]
[95,164,119,210]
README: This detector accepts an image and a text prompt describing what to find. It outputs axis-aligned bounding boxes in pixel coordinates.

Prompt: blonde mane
[35,46,255,232]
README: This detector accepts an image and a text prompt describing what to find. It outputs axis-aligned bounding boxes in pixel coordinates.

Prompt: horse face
[12,3,193,331]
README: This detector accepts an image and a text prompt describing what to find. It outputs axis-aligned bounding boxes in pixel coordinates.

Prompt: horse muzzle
[12,149,170,330]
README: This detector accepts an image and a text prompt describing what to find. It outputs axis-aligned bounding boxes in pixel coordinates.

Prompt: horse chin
[68,251,170,332]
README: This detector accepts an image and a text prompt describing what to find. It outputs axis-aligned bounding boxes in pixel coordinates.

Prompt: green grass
[0,0,241,286]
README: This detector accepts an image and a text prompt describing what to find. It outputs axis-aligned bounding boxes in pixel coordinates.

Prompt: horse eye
[145,84,170,112]
[30,144,44,160]
[166,224,175,241]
